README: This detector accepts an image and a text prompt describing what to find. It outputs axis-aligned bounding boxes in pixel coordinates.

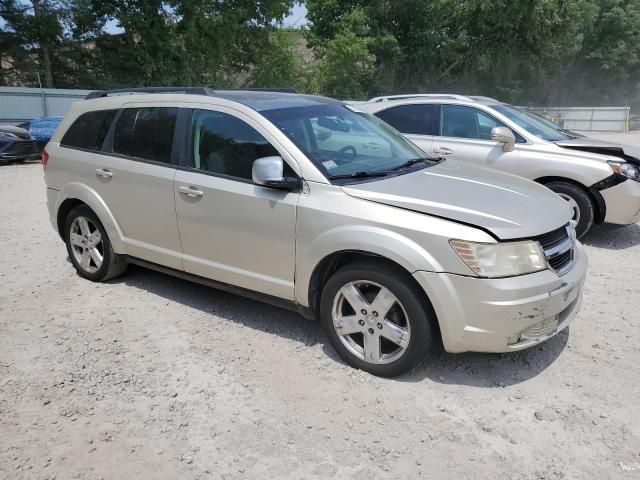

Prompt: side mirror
[491,126,516,152]
[252,156,299,191]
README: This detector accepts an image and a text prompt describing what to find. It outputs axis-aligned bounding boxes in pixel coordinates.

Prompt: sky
[284,3,308,27]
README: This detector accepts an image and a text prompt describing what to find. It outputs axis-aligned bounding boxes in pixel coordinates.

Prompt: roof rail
[468,95,500,103]
[369,93,474,103]
[85,86,298,100]
[85,87,212,99]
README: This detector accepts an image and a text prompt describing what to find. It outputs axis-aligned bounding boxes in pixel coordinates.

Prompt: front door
[433,104,519,173]
[174,107,299,300]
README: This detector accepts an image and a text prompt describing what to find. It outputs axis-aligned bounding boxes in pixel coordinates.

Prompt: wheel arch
[55,183,126,252]
[535,176,605,224]
[305,250,439,335]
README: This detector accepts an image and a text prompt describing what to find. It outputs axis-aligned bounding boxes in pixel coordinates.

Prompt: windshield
[491,104,575,141]
[262,103,435,181]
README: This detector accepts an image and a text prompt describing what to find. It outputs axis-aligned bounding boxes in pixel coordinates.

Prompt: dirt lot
[1,151,639,479]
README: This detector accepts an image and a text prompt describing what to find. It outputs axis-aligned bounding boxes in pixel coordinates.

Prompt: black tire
[64,205,127,282]
[320,260,437,377]
[545,181,594,239]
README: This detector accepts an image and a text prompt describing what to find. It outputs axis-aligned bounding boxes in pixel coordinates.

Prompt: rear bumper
[602,179,640,224]
[413,241,588,353]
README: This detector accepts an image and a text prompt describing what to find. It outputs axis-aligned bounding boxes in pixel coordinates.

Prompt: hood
[554,137,640,166]
[342,160,572,240]
[0,125,32,140]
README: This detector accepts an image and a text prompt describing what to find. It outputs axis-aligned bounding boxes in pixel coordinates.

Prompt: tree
[0,0,63,87]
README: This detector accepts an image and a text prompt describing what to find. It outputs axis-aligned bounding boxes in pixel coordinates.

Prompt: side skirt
[125,257,315,320]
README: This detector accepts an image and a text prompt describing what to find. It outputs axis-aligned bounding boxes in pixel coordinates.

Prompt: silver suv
[43,88,587,377]
[359,94,640,238]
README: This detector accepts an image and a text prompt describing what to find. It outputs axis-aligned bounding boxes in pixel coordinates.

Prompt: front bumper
[0,140,40,161]
[413,241,588,353]
[601,179,640,224]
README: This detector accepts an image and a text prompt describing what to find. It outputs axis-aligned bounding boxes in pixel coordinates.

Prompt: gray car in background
[43,88,586,376]
[360,94,640,238]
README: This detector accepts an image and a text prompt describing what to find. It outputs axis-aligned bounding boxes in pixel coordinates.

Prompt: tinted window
[61,110,117,151]
[191,109,279,180]
[441,105,506,140]
[375,104,440,135]
[113,108,177,163]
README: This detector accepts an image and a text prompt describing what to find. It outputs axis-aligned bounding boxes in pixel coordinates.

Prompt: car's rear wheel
[320,260,437,377]
[545,181,594,238]
[64,205,127,281]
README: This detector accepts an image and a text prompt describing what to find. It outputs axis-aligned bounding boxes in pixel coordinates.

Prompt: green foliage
[306,0,640,105]
[1,0,639,108]
[249,30,303,89]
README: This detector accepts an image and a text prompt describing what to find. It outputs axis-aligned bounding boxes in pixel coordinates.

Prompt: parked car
[16,116,63,152]
[359,94,640,238]
[0,125,40,162]
[43,88,587,377]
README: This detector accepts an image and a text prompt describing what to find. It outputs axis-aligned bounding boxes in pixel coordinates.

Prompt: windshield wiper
[388,157,429,172]
[329,170,389,180]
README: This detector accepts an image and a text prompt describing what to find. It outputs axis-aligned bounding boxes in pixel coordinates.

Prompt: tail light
[41,149,49,169]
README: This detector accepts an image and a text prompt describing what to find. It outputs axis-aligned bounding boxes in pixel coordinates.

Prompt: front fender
[295,225,447,306]
[56,182,126,253]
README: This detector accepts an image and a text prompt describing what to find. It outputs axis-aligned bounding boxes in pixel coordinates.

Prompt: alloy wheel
[557,193,581,224]
[69,216,104,273]
[331,280,411,364]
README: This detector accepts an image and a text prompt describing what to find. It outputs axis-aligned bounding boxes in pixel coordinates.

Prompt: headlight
[450,239,547,278]
[609,161,640,182]
[0,132,17,139]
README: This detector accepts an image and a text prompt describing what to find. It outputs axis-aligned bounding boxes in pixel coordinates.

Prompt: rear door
[93,105,183,269]
[433,104,519,173]
[374,103,440,155]
[174,106,299,300]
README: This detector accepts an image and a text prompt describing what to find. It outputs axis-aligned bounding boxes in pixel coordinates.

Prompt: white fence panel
[0,87,91,124]
[527,106,631,132]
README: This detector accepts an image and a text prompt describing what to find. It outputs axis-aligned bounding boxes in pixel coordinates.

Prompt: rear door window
[375,104,440,135]
[60,110,117,151]
[112,107,178,164]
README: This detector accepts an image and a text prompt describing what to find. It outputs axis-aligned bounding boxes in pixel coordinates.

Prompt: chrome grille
[535,223,575,275]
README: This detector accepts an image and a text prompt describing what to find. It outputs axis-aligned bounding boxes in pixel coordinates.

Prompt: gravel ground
[1,154,639,479]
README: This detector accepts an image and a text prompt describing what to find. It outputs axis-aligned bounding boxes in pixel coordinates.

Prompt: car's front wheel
[545,181,594,238]
[320,260,437,377]
[64,205,127,282]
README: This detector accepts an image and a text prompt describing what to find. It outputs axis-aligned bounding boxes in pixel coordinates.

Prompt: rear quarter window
[60,110,117,151]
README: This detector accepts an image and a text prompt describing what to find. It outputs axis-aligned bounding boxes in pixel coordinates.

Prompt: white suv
[359,94,640,237]
[43,88,586,376]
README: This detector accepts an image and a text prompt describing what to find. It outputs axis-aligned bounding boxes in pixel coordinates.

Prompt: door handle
[95,168,113,178]
[363,142,380,149]
[434,147,453,155]
[178,185,204,198]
